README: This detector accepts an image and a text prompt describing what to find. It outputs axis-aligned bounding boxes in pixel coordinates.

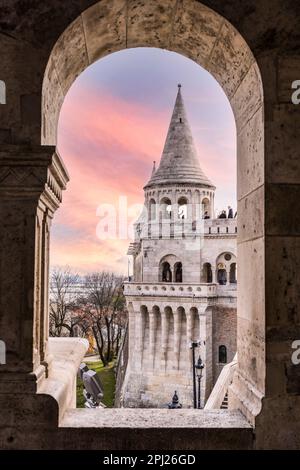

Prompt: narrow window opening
[219,345,227,364]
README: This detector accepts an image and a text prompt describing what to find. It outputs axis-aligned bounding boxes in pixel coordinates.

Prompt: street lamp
[195,356,205,409]
[168,390,182,409]
[190,340,200,408]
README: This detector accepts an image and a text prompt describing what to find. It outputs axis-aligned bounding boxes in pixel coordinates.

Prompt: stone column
[173,309,181,370]
[211,266,217,284]
[186,309,194,369]
[199,307,213,405]
[135,307,144,370]
[127,303,135,368]
[186,310,193,345]
[0,146,69,393]
[149,310,156,369]
[161,309,168,369]
[226,268,231,285]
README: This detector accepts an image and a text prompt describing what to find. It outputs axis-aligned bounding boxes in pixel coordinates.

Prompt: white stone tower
[121,85,237,408]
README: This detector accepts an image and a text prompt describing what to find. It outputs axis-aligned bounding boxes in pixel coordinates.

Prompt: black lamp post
[195,356,205,409]
[168,390,182,409]
[190,341,200,408]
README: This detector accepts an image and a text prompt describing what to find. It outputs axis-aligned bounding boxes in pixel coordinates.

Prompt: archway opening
[203,263,213,283]
[162,261,172,282]
[41,0,264,422]
[174,262,183,283]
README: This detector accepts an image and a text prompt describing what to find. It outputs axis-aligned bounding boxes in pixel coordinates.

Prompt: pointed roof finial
[145,84,214,189]
[152,160,156,175]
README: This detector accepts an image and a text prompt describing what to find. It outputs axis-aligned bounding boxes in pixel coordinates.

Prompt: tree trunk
[92,324,107,366]
[105,317,111,364]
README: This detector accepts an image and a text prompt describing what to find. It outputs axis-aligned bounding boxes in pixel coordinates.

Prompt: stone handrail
[38,337,89,421]
[204,354,237,410]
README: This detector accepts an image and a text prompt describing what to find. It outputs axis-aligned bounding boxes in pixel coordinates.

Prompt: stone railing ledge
[38,337,89,422]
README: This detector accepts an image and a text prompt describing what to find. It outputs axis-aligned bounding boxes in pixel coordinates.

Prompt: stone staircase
[221,392,229,409]
[204,354,237,409]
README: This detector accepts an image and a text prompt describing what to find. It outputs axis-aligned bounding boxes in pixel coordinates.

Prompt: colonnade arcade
[127,302,211,374]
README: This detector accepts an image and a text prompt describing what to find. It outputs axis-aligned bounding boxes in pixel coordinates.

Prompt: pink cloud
[52,85,236,274]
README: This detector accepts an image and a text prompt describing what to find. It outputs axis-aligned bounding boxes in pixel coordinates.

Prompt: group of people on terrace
[203,206,237,220]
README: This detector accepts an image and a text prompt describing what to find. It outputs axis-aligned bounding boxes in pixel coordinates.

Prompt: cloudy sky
[51,48,236,275]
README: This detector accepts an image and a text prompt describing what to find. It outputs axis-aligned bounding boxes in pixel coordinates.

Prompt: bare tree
[80,272,127,366]
[49,266,85,337]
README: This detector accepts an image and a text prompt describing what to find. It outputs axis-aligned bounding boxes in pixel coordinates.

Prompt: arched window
[230,263,237,283]
[160,197,172,219]
[174,262,182,283]
[202,197,210,218]
[177,196,188,219]
[219,345,227,364]
[203,263,212,283]
[149,198,156,221]
[162,262,172,282]
[0,80,6,104]
[217,268,227,285]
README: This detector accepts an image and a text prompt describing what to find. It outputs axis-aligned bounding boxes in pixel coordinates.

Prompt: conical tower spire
[145,85,214,188]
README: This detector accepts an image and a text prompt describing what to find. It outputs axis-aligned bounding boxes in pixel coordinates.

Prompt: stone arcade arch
[44,0,265,431]
[3,0,299,451]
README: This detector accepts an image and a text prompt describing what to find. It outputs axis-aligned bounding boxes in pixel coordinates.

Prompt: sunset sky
[51,48,236,275]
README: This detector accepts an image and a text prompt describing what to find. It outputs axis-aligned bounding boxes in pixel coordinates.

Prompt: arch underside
[42,0,262,147]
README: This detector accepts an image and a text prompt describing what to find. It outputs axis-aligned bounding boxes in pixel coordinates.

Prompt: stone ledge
[38,337,89,421]
[60,408,252,429]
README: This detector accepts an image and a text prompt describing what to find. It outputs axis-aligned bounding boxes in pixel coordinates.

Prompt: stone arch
[174,262,183,283]
[159,254,178,282]
[202,262,213,283]
[39,0,265,423]
[159,196,172,219]
[201,197,211,218]
[230,262,237,284]
[149,198,156,221]
[177,196,188,220]
[216,252,237,286]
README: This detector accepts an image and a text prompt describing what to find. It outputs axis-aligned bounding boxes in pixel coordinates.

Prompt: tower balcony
[124,282,217,298]
[204,218,237,236]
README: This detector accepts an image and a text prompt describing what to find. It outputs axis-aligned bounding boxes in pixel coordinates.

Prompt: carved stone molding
[0,145,69,212]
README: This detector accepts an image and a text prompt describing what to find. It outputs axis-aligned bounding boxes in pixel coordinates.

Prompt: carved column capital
[0,146,69,213]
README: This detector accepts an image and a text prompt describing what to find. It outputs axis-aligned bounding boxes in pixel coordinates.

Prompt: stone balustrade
[124,282,217,298]
[204,354,237,410]
[204,218,237,236]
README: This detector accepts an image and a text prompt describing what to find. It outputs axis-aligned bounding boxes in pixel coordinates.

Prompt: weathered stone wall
[212,307,237,382]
